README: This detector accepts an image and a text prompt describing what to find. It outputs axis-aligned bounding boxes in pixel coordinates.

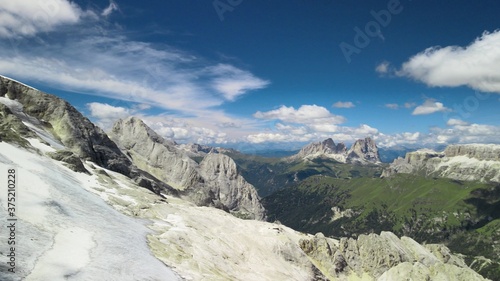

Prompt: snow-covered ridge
[382,144,500,182]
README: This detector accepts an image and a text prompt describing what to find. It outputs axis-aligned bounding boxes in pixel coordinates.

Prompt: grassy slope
[226,152,499,279]
[263,174,500,279]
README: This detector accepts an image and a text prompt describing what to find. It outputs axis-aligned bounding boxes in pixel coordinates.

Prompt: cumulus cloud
[246,123,378,144]
[87,102,132,129]
[144,117,229,144]
[332,101,355,108]
[254,105,346,125]
[0,0,91,38]
[446,118,469,126]
[412,99,450,115]
[398,30,500,94]
[431,121,500,144]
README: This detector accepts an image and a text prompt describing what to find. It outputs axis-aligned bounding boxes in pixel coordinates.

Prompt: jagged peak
[290,136,380,164]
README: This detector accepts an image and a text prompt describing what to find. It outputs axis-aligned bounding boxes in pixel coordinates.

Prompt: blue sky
[0,0,499,150]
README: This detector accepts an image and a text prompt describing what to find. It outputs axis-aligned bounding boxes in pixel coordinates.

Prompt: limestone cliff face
[110,117,201,190]
[348,137,380,163]
[289,137,380,164]
[198,153,265,219]
[444,144,500,161]
[299,231,486,281]
[111,117,266,220]
[382,144,500,182]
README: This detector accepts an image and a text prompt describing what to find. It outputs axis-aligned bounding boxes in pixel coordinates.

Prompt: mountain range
[0,75,495,280]
[289,137,380,164]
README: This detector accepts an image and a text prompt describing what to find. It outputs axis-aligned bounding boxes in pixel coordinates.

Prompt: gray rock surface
[299,231,487,280]
[289,137,380,164]
[348,137,380,163]
[111,117,266,220]
[382,144,500,182]
[0,76,174,195]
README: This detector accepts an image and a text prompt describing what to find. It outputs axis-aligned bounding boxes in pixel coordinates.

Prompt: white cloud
[254,105,346,125]
[404,102,416,109]
[398,30,500,94]
[0,33,270,125]
[246,123,378,144]
[144,117,229,144]
[375,61,390,74]
[209,64,270,101]
[87,102,131,129]
[0,0,91,38]
[102,1,119,17]
[446,118,469,126]
[332,101,355,108]
[412,99,450,115]
[430,121,500,144]
[385,103,399,110]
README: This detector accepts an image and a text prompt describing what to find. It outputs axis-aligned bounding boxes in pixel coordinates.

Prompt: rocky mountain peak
[347,137,380,163]
[110,117,266,220]
[290,136,380,164]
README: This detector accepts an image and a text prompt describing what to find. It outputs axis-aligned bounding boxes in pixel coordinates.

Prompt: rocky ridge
[290,137,380,164]
[110,117,266,220]
[299,231,486,281]
[382,144,500,182]
[0,76,172,194]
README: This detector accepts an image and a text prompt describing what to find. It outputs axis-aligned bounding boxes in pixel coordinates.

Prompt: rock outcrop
[382,144,500,182]
[299,231,487,281]
[290,137,380,164]
[0,75,174,195]
[110,117,266,220]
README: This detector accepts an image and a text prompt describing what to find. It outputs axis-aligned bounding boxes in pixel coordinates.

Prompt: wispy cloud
[0,1,271,145]
[332,101,355,108]
[208,64,270,101]
[398,30,500,94]
[412,99,450,115]
[102,1,119,17]
[385,103,399,110]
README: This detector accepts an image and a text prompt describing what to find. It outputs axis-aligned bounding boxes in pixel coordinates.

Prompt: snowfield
[0,138,318,280]
[0,142,181,281]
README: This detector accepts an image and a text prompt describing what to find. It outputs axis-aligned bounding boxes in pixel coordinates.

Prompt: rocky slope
[0,76,172,194]
[300,231,486,281]
[1,137,486,280]
[110,117,266,220]
[290,137,380,164]
[382,144,500,182]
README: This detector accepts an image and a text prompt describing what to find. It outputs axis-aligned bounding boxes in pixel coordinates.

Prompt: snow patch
[26,227,95,281]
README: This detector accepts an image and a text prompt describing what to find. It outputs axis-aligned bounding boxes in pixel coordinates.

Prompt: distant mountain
[289,137,381,164]
[382,144,500,183]
[378,144,448,163]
